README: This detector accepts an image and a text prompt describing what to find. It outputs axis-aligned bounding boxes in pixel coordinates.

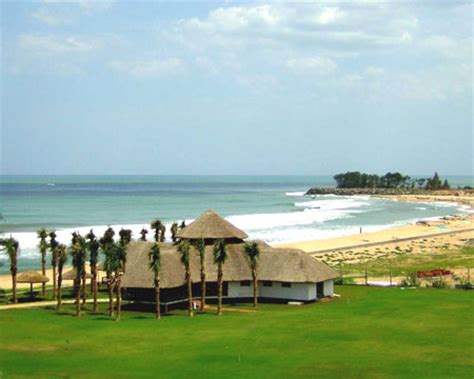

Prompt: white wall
[323,280,334,297]
[228,281,317,301]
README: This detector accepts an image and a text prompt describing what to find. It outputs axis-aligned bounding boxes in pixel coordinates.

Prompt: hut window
[262,281,273,287]
[240,280,251,287]
[281,282,292,288]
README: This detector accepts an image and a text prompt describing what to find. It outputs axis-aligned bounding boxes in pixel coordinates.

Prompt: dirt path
[0,298,109,311]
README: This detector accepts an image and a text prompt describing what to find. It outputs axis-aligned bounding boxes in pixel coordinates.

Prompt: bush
[334,277,354,285]
[431,278,450,289]
[400,273,420,288]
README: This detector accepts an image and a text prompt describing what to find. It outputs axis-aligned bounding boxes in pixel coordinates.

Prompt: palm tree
[213,239,228,316]
[104,242,126,321]
[119,228,132,245]
[159,224,166,242]
[139,228,148,241]
[49,231,59,298]
[194,238,207,311]
[177,240,193,317]
[148,243,162,319]
[70,236,87,317]
[71,232,88,307]
[99,227,115,317]
[56,244,67,311]
[171,222,179,243]
[150,220,163,242]
[86,230,100,312]
[37,228,48,295]
[243,242,260,307]
[0,237,19,304]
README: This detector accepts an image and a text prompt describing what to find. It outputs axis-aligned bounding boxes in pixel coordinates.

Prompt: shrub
[400,273,420,288]
[431,278,450,289]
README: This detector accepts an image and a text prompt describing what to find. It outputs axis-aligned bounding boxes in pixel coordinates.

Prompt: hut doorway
[316,282,324,298]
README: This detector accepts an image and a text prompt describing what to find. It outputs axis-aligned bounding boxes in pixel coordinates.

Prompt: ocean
[0,175,472,273]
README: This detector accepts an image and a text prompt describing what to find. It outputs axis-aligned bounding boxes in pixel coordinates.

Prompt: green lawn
[0,286,473,379]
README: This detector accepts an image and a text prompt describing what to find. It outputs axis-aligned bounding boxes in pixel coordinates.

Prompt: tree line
[0,219,261,321]
[333,171,450,190]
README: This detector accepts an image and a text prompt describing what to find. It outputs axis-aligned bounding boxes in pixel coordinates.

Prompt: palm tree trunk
[11,270,17,304]
[217,263,223,316]
[41,253,46,295]
[252,268,258,307]
[186,269,193,317]
[57,271,63,311]
[52,264,57,299]
[91,264,98,312]
[108,274,114,317]
[200,269,206,311]
[155,275,161,320]
[81,268,86,306]
[75,276,81,317]
[115,274,121,321]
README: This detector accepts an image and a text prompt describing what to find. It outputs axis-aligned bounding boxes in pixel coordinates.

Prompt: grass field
[0,286,473,379]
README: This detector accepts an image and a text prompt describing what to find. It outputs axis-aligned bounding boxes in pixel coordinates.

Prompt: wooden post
[339,264,343,285]
[365,267,368,286]
[468,268,471,284]
[389,269,393,287]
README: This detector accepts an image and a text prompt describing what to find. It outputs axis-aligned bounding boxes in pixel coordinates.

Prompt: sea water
[0,175,472,273]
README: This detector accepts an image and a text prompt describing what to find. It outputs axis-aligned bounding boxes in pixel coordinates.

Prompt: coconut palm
[119,228,132,245]
[159,224,166,242]
[85,230,100,312]
[148,243,162,319]
[71,232,88,307]
[194,238,207,311]
[104,242,126,321]
[70,236,87,317]
[243,242,260,307]
[171,222,179,243]
[177,240,193,317]
[99,227,115,316]
[49,231,59,298]
[213,239,227,316]
[150,220,163,242]
[37,228,48,295]
[56,244,67,311]
[0,237,19,304]
[139,228,148,241]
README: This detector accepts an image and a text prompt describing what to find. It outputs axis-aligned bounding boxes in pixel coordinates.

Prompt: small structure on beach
[122,210,338,308]
[17,271,49,296]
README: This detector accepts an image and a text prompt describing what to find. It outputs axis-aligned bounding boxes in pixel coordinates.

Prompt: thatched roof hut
[62,269,92,281]
[176,209,248,241]
[17,271,49,283]
[122,240,338,290]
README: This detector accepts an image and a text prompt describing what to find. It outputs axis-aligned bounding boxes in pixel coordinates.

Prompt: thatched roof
[122,240,338,289]
[176,210,248,240]
[62,269,92,281]
[17,271,49,283]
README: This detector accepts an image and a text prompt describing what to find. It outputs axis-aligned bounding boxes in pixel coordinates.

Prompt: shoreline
[275,213,473,254]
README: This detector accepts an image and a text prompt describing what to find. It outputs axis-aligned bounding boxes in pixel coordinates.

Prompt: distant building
[122,210,338,308]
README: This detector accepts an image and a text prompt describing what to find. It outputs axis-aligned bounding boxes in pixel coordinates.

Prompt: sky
[1,0,472,176]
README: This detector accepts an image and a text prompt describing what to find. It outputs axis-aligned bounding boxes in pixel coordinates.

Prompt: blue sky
[1,1,472,175]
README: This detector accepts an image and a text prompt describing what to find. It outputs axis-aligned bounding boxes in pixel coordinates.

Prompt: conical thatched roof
[17,271,49,283]
[176,210,248,240]
[122,241,338,289]
[62,269,92,281]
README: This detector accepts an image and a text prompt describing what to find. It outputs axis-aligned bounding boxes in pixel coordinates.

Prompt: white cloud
[286,56,337,75]
[19,33,101,55]
[420,35,472,59]
[109,58,184,78]
[32,7,74,26]
[32,0,114,26]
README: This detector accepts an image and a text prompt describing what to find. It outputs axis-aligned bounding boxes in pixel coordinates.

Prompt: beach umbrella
[62,269,92,281]
[16,271,49,296]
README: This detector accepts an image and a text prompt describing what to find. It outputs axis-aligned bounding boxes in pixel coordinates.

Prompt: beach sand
[0,265,102,292]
